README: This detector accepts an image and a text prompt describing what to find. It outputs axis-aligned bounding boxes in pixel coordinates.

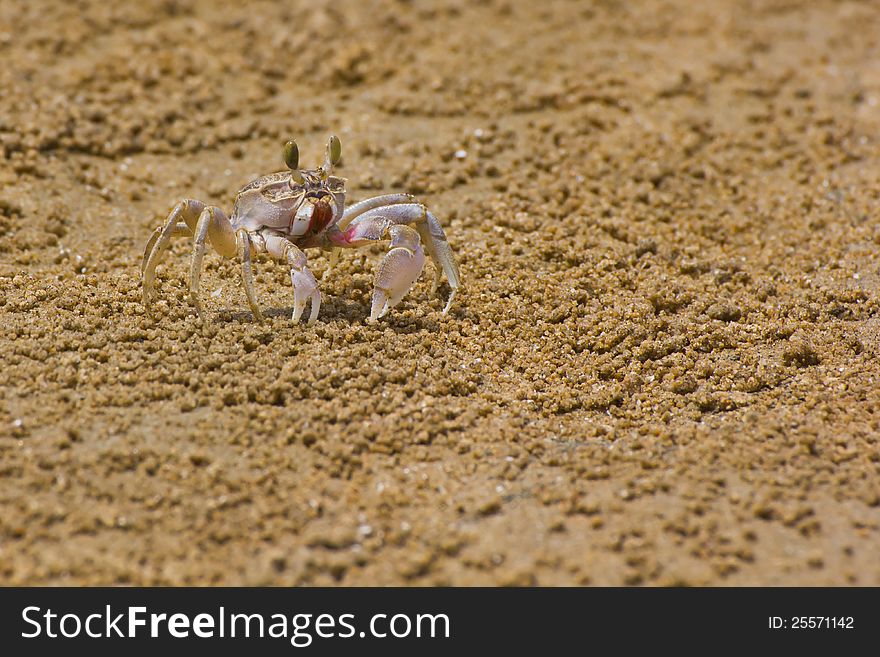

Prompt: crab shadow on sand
[220,294,453,335]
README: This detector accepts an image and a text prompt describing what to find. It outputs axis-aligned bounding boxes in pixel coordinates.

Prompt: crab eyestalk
[283,140,299,169]
[320,135,342,179]
[283,140,304,184]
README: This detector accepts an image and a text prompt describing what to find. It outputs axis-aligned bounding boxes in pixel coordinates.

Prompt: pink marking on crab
[329,221,384,247]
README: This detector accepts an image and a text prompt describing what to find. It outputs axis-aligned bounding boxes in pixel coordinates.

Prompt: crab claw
[370,231,426,322]
[291,267,321,324]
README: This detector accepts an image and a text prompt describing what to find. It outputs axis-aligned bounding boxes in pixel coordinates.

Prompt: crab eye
[283,140,299,170]
[328,135,341,166]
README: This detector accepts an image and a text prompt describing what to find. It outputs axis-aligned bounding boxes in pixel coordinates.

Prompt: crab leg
[417,208,460,305]
[321,248,341,281]
[320,194,416,280]
[236,229,264,321]
[189,206,237,320]
[338,193,419,229]
[333,203,460,315]
[371,224,426,321]
[142,199,205,309]
[261,231,322,324]
[142,223,191,272]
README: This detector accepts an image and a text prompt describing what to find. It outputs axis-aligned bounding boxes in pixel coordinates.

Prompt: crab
[141,135,460,324]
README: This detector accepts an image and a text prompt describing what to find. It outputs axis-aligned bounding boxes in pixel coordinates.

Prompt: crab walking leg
[261,232,322,324]
[338,193,418,230]
[236,229,264,321]
[141,222,191,273]
[335,203,460,313]
[189,206,237,320]
[142,198,205,308]
[416,209,460,312]
[321,248,341,281]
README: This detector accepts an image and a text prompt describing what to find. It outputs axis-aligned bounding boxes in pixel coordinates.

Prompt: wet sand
[1,0,879,585]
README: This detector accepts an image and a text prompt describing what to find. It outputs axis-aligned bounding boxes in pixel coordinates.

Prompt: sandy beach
[1,0,879,585]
